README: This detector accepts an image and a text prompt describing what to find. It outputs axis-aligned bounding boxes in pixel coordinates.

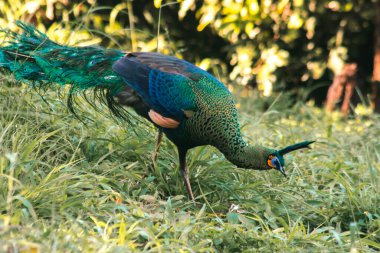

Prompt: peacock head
[266,141,315,177]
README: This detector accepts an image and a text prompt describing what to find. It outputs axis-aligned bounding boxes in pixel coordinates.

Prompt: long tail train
[0,21,133,122]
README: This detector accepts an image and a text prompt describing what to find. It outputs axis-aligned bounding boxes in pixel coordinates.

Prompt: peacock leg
[152,130,163,162]
[178,148,195,201]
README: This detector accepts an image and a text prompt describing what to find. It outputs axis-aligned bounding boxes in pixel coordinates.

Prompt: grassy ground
[0,76,379,252]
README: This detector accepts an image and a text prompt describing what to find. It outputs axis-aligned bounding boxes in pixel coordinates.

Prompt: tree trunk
[371,1,380,112]
[326,63,357,115]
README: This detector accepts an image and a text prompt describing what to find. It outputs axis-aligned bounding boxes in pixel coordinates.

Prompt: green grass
[0,76,379,252]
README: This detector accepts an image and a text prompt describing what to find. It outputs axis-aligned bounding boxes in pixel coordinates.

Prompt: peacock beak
[279,166,287,177]
[274,159,287,177]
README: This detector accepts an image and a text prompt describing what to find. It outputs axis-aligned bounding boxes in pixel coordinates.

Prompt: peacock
[0,22,314,200]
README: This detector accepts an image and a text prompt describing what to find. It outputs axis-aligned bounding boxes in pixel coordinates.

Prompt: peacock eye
[267,155,276,168]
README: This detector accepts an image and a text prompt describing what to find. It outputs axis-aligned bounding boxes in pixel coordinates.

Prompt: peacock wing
[112,52,202,122]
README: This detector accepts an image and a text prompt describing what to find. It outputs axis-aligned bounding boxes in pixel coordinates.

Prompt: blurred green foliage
[1,0,377,100]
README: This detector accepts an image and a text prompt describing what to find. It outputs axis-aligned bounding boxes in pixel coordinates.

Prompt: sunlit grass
[0,77,379,252]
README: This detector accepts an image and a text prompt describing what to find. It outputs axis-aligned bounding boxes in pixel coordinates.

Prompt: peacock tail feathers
[0,21,136,123]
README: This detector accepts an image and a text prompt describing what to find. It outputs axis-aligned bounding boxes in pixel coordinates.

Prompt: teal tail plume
[0,21,131,121]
